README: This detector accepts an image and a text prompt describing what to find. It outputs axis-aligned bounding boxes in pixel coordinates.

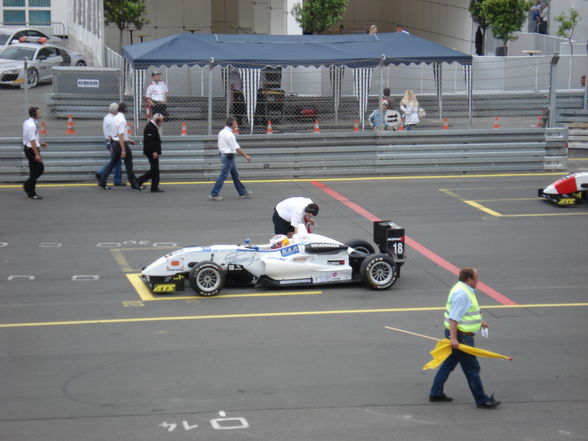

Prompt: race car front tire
[360,254,398,290]
[189,261,225,296]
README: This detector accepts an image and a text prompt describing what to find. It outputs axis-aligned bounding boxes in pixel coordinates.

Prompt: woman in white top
[400,89,420,130]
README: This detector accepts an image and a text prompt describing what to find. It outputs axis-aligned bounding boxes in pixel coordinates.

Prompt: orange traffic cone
[40,121,47,135]
[353,119,359,132]
[180,121,188,136]
[65,114,76,135]
[313,119,320,133]
[442,118,449,130]
[536,114,543,128]
[266,120,273,134]
[126,121,133,137]
[493,116,500,129]
[397,124,404,131]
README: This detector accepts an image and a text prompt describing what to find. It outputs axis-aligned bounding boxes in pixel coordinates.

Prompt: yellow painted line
[0,303,586,328]
[126,273,322,301]
[463,200,503,217]
[500,212,588,217]
[0,172,567,189]
[111,249,133,273]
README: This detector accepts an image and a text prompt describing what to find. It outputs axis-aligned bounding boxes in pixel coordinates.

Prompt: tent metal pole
[208,58,214,135]
[379,55,385,132]
[468,64,473,129]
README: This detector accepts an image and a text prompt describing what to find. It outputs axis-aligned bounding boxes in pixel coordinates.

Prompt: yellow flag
[422,338,512,370]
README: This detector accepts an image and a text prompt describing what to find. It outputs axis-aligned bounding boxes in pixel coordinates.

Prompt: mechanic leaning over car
[273,197,319,237]
[22,106,47,200]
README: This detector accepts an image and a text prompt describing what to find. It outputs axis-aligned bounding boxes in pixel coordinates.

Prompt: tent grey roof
[122,32,472,69]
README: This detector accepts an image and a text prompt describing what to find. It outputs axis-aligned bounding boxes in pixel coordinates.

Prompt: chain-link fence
[2,54,586,138]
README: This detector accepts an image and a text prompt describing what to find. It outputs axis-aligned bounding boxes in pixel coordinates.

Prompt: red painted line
[311,181,518,305]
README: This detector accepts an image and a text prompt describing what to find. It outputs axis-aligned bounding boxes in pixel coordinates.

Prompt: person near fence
[209,116,252,201]
[400,89,420,130]
[22,106,47,200]
[538,1,549,35]
[145,71,169,118]
[273,197,319,237]
[98,103,140,191]
[369,100,396,131]
[529,0,543,33]
[429,267,501,409]
[385,99,402,131]
[95,103,123,186]
[137,113,164,193]
[368,24,378,34]
[382,87,392,107]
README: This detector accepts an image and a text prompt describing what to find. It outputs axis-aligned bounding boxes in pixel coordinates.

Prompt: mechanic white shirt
[145,80,168,103]
[111,112,127,142]
[22,117,39,148]
[276,197,314,228]
[102,112,117,140]
[217,126,240,154]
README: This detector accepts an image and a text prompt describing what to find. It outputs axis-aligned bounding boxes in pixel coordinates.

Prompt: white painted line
[122,240,137,245]
[97,242,121,248]
[152,242,177,247]
[71,275,100,281]
[210,411,249,430]
[0,242,8,248]
[8,275,35,281]
[39,242,62,248]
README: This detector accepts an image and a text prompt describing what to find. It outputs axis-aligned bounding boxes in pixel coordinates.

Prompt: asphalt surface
[1,168,587,441]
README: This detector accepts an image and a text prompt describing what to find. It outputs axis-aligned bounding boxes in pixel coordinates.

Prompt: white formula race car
[141,221,406,296]
[538,172,588,206]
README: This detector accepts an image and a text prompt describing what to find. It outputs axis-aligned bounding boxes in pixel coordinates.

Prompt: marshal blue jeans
[429,329,491,406]
[210,153,247,197]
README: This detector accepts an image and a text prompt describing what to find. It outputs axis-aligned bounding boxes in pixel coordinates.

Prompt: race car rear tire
[189,261,225,296]
[345,239,375,255]
[360,254,397,290]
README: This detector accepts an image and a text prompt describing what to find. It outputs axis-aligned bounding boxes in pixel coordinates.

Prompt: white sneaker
[239,190,253,199]
[208,195,223,201]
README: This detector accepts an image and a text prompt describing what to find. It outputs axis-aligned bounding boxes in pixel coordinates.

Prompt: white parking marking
[97,242,122,248]
[0,242,8,248]
[210,411,249,430]
[71,275,100,281]
[39,242,62,248]
[152,242,178,247]
[8,275,35,281]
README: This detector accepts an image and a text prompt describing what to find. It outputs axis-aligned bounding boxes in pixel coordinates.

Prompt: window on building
[3,9,26,24]
[29,9,50,25]
[3,0,26,7]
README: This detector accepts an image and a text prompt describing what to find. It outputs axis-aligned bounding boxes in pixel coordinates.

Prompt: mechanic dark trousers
[272,209,295,235]
[99,142,138,189]
[23,146,44,197]
[137,155,160,190]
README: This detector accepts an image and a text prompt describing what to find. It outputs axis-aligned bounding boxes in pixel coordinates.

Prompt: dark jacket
[143,120,161,156]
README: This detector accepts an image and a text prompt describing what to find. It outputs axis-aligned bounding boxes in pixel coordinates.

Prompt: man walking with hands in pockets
[209,116,252,201]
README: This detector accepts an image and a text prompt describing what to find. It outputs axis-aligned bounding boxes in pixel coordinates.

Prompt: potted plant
[481,0,531,56]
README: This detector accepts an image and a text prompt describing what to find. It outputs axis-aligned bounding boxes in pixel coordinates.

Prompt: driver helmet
[270,234,289,249]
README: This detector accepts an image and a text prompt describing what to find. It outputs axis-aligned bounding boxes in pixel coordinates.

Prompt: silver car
[0,42,86,88]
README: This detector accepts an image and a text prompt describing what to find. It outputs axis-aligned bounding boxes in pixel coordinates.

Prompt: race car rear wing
[373,220,405,265]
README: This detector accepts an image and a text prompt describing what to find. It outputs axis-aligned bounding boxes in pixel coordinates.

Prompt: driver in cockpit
[269,234,289,249]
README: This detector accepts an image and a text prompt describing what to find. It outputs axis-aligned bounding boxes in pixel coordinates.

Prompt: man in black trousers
[137,113,164,192]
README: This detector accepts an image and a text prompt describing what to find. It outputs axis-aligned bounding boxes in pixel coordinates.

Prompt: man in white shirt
[98,103,140,191]
[22,106,47,200]
[95,103,123,186]
[209,116,252,201]
[145,71,169,118]
[273,197,319,237]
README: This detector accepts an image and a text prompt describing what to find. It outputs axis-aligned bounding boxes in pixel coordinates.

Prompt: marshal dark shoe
[429,394,453,402]
[477,395,501,409]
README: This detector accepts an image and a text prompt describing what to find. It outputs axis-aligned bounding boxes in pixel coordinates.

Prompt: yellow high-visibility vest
[443,281,482,333]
